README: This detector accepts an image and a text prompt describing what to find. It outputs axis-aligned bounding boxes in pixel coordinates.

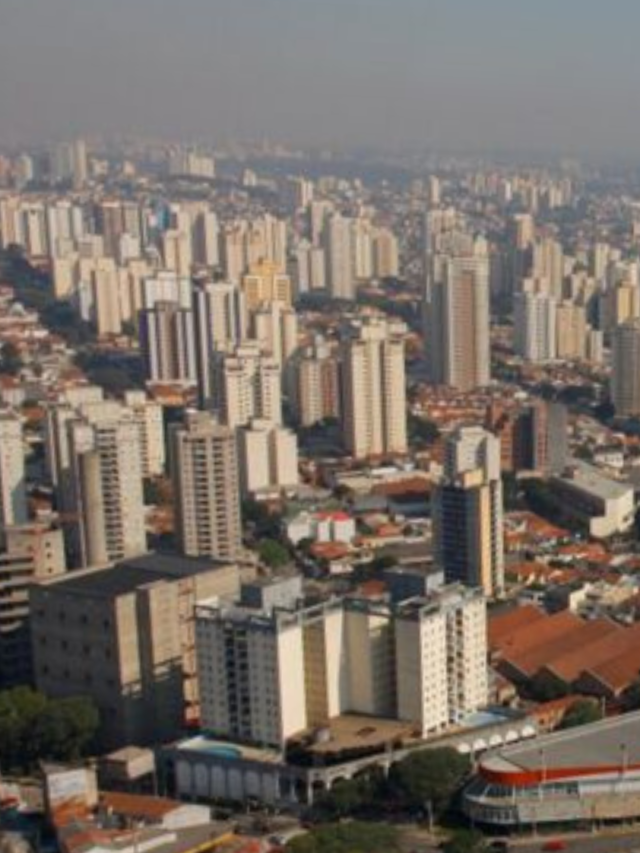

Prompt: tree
[0,342,22,376]
[559,699,602,730]
[388,747,471,818]
[258,539,291,569]
[33,696,99,761]
[287,822,399,853]
[0,688,99,771]
[442,830,487,853]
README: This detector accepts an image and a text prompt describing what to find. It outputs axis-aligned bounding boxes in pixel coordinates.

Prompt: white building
[0,410,28,537]
[550,462,635,539]
[237,420,299,497]
[514,291,557,362]
[340,315,407,458]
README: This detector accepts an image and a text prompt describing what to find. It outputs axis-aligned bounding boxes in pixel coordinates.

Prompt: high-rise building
[514,291,557,362]
[324,213,354,300]
[395,586,487,734]
[192,279,247,407]
[290,338,341,427]
[122,391,166,478]
[251,301,298,368]
[241,261,292,310]
[433,427,504,598]
[485,400,567,475]
[0,525,66,688]
[32,553,240,749]
[237,420,299,497]
[556,301,587,360]
[139,301,197,384]
[170,412,242,561]
[195,582,487,748]
[340,316,407,458]
[613,319,640,417]
[214,342,282,429]
[0,410,28,538]
[425,240,491,391]
[68,414,147,567]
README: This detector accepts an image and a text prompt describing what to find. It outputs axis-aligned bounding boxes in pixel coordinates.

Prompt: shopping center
[464,711,640,827]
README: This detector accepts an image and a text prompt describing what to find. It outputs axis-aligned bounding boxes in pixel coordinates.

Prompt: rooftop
[39,552,233,599]
[480,710,640,783]
[555,461,633,501]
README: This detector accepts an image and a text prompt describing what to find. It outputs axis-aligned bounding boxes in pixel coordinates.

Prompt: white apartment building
[340,315,407,458]
[514,291,557,362]
[195,584,488,749]
[214,342,282,429]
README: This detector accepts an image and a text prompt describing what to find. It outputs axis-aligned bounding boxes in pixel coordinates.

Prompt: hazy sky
[1,0,640,157]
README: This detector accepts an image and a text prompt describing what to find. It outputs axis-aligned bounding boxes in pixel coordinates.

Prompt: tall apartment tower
[68,416,147,567]
[139,300,197,384]
[0,410,28,538]
[340,316,407,459]
[241,261,292,311]
[433,427,504,598]
[425,240,491,391]
[324,213,354,300]
[514,291,557,362]
[214,342,282,429]
[290,337,341,427]
[170,412,242,561]
[192,279,247,407]
[251,301,299,369]
[613,319,640,417]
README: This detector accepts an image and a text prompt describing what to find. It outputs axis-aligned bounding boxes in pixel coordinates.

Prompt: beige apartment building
[170,412,242,561]
[31,553,240,749]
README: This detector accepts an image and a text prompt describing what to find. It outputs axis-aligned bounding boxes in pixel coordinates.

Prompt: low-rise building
[549,462,635,538]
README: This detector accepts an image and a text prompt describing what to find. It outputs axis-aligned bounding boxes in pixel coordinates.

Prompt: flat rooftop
[481,710,640,778]
[41,552,233,598]
[556,462,632,501]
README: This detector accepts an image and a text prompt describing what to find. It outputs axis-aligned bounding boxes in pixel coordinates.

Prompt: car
[542,841,566,852]
[488,842,510,853]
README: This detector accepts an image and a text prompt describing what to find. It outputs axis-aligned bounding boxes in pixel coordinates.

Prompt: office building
[170,412,242,561]
[340,315,407,458]
[433,427,504,597]
[32,553,240,748]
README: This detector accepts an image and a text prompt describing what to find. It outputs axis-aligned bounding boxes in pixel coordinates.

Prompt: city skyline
[1,0,640,159]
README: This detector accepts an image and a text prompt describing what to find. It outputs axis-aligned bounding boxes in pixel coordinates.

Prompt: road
[399,826,640,853]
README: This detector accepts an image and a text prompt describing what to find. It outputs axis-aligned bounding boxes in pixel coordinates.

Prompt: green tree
[258,539,290,569]
[559,699,602,730]
[33,696,99,761]
[388,747,471,818]
[287,822,399,853]
[0,688,99,771]
[0,341,22,376]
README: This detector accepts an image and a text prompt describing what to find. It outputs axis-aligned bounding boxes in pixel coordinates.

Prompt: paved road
[399,827,640,853]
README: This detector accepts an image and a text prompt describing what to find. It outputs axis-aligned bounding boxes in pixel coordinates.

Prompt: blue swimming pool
[200,744,243,760]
